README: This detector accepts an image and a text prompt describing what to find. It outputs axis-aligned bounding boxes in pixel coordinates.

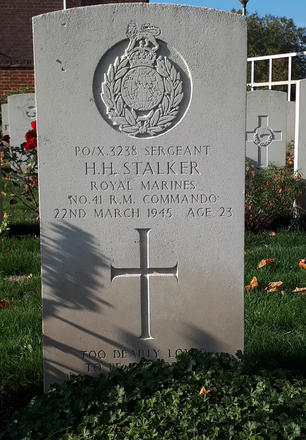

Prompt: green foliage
[5,351,306,440]
[1,182,38,228]
[245,163,305,232]
[232,10,306,91]
[1,122,39,220]
[246,13,306,58]
[0,212,9,236]
[247,13,306,87]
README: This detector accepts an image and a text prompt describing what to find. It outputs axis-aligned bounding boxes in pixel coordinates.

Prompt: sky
[151,0,306,27]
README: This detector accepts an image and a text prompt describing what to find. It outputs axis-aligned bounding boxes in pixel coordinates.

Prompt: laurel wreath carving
[253,128,273,147]
[101,56,183,137]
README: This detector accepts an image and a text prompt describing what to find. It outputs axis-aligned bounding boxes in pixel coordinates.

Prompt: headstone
[1,104,10,137]
[246,91,287,168]
[287,101,295,145]
[8,93,36,147]
[294,79,306,214]
[1,103,10,223]
[33,4,246,390]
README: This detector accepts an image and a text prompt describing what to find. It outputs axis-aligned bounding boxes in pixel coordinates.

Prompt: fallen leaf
[6,275,32,282]
[0,191,6,198]
[250,276,258,290]
[298,259,306,270]
[292,287,306,295]
[265,281,283,292]
[199,386,213,396]
[245,276,258,291]
[281,290,286,296]
[287,156,294,165]
[268,231,276,236]
[258,258,276,268]
[0,300,13,309]
[5,247,11,252]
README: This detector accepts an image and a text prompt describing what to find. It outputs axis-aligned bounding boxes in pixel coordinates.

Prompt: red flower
[2,135,10,143]
[24,120,37,150]
[25,138,37,150]
[25,129,36,141]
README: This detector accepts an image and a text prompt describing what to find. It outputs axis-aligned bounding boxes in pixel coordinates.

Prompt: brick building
[0,0,147,99]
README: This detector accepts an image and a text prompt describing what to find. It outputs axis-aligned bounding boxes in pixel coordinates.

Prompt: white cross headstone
[246,91,287,168]
[294,79,306,214]
[8,93,36,148]
[246,115,282,168]
[1,104,10,137]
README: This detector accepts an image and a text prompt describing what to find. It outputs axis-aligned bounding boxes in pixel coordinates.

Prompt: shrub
[0,122,38,221]
[245,163,305,232]
[5,351,306,440]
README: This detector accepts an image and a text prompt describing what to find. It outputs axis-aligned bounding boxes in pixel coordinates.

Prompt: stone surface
[294,79,306,214]
[33,4,246,390]
[287,101,295,144]
[8,93,36,147]
[1,104,9,137]
[246,91,287,168]
[1,103,9,222]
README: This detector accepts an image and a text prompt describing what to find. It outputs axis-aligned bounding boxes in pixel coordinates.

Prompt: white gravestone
[246,91,287,168]
[294,79,306,214]
[1,103,10,222]
[8,93,36,147]
[287,101,295,145]
[33,4,246,389]
[1,104,10,137]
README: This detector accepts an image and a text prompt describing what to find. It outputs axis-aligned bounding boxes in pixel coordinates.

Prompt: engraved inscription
[52,144,235,222]
[111,228,178,339]
[81,346,209,372]
[101,22,184,137]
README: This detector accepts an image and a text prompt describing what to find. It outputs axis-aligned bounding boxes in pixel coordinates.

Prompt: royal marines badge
[101,22,184,137]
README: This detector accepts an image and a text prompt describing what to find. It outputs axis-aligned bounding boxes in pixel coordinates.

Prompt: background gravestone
[1,103,10,137]
[246,91,287,168]
[33,4,246,390]
[8,93,36,147]
[287,101,295,145]
[1,103,10,222]
[294,79,306,214]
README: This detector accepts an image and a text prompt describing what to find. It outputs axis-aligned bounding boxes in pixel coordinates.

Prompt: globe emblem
[121,66,164,111]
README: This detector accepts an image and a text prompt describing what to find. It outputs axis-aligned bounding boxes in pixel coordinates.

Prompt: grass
[244,232,306,371]
[0,194,305,435]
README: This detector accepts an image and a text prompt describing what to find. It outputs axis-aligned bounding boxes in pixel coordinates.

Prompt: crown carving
[128,47,156,68]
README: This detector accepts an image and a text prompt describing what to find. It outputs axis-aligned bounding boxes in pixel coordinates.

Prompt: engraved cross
[111,228,178,340]
[246,115,282,168]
